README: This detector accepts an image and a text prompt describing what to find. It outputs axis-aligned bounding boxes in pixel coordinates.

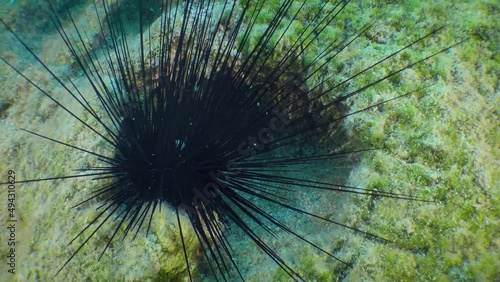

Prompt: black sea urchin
[0,0,459,280]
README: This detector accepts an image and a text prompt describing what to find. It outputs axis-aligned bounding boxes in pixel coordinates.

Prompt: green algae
[241,0,499,280]
[341,0,500,281]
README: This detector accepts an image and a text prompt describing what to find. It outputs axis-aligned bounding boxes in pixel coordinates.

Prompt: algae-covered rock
[341,1,500,281]
[246,0,499,280]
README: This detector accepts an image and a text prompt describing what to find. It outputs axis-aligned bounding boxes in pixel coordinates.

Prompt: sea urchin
[0,0,459,280]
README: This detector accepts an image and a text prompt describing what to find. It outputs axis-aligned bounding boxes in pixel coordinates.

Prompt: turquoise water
[0,1,498,281]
